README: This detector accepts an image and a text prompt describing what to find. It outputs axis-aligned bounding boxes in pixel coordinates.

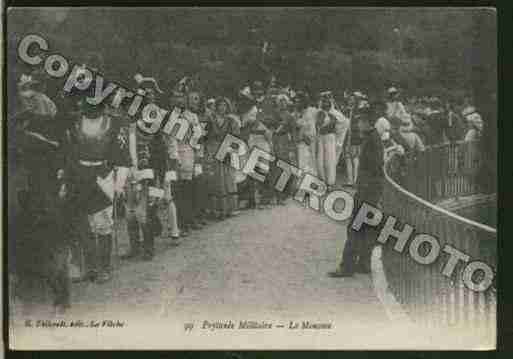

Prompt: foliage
[7,8,495,99]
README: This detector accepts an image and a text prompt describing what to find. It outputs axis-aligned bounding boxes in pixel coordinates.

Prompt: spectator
[316,91,349,190]
[206,97,241,219]
[344,92,369,186]
[271,93,298,204]
[398,116,425,155]
[444,99,466,142]
[240,90,274,209]
[188,91,210,227]
[425,97,448,145]
[385,87,410,129]
[294,91,318,176]
[329,102,391,277]
[463,106,483,142]
[123,76,166,261]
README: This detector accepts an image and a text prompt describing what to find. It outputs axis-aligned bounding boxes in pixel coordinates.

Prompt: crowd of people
[9,52,485,312]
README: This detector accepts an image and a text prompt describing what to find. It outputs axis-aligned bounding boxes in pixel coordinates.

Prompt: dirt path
[11,199,404,349]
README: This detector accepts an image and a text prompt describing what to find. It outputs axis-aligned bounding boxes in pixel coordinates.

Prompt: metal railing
[399,141,484,203]
[381,140,496,341]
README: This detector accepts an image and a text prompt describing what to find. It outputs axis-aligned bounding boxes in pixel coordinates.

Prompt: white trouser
[316,133,337,186]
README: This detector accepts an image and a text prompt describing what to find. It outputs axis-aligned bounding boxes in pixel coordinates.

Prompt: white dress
[316,107,350,186]
[296,106,318,176]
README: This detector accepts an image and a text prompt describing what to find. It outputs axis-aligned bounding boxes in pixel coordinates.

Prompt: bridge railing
[381,140,496,338]
[400,141,482,202]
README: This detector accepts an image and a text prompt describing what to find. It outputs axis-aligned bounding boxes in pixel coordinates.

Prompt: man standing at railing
[328,102,392,278]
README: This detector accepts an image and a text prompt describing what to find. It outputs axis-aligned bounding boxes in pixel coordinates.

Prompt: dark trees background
[7,7,495,100]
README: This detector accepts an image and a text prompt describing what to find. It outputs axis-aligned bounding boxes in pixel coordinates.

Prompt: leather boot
[97,234,113,283]
[121,220,141,260]
[142,224,154,261]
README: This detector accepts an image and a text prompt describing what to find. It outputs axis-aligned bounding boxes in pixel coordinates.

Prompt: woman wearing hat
[14,70,60,224]
[17,72,57,118]
[398,115,425,154]
[240,93,275,209]
[294,91,318,176]
[206,97,241,219]
[316,92,350,189]
[11,72,71,311]
[271,93,298,204]
[463,107,484,142]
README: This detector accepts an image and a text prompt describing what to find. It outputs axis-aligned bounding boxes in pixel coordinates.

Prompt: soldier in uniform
[172,85,203,235]
[160,89,185,241]
[61,99,130,283]
[187,91,209,228]
[123,75,167,260]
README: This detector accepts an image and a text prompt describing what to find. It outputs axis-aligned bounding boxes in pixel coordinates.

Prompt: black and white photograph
[5,7,497,350]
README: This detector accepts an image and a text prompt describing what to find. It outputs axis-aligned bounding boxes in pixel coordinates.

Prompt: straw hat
[462,106,477,117]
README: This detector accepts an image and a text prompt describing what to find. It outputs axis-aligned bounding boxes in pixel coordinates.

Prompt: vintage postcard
[6,7,497,350]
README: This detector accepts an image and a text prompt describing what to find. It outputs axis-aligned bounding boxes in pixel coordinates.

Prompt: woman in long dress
[271,94,298,203]
[463,107,483,142]
[242,98,274,208]
[205,97,240,219]
[294,91,318,176]
[316,93,350,189]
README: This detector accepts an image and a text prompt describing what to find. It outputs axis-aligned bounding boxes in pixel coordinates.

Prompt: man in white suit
[316,91,350,189]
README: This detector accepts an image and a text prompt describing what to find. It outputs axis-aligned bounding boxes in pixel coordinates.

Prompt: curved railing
[381,141,496,339]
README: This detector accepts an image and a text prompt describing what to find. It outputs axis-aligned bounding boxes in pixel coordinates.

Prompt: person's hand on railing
[384,144,405,162]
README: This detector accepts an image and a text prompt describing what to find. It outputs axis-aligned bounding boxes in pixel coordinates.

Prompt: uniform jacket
[357,129,385,189]
[62,113,131,215]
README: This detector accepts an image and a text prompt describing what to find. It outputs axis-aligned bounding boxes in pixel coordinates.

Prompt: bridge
[10,141,496,350]
[379,140,496,348]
